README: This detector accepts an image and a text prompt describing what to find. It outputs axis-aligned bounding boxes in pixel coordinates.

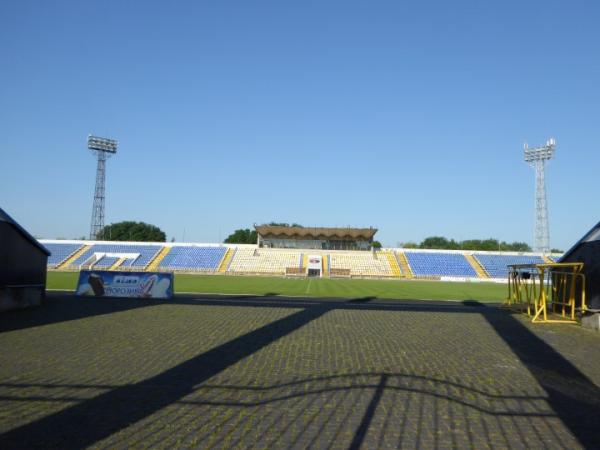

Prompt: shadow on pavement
[1,295,598,448]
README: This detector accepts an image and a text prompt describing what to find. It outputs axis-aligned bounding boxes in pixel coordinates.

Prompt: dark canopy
[559,221,600,310]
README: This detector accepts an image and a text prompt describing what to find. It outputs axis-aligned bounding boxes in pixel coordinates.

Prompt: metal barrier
[506,262,586,323]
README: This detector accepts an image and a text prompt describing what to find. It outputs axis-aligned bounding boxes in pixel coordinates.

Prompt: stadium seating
[44,242,84,268]
[93,256,120,268]
[41,239,556,281]
[405,252,476,278]
[158,246,227,271]
[228,248,301,274]
[329,252,393,277]
[474,254,545,279]
[70,244,162,269]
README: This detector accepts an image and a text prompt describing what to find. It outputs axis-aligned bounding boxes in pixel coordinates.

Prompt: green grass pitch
[46,271,507,302]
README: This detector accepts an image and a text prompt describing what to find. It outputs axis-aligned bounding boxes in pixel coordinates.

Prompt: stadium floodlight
[88,135,118,153]
[88,135,118,240]
[524,138,555,254]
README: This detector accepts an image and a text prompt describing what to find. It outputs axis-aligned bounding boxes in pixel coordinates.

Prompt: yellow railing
[396,252,413,278]
[56,245,91,270]
[147,246,171,271]
[506,262,586,323]
[465,254,489,278]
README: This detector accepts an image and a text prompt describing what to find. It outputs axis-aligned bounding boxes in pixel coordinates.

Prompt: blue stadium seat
[71,244,162,268]
[93,256,119,268]
[159,246,227,270]
[43,243,84,267]
[475,254,545,279]
[405,252,476,277]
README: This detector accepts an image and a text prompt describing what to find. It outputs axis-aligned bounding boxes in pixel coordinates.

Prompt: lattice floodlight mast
[88,135,118,240]
[524,138,555,254]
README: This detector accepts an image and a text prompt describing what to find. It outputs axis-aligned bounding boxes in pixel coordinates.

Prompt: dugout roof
[255,225,377,240]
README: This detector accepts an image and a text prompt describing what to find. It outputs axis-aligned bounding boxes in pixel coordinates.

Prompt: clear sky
[1,1,598,250]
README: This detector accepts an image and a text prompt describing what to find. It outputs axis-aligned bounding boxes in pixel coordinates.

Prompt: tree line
[88,222,560,253]
[96,221,166,242]
[401,236,533,252]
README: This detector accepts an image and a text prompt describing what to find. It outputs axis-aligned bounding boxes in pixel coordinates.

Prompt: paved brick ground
[0,293,599,449]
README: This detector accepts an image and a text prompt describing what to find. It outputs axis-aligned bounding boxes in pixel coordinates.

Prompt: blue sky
[1,1,598,249]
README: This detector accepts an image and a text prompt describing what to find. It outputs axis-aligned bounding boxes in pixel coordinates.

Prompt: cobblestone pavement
[1,293,599,449]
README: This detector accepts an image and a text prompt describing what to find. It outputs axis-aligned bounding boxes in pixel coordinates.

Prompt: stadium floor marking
[305,278,312,295]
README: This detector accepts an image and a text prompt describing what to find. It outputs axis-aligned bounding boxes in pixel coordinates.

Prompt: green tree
[462,239,500,251]
[419,236,447,249]
[401,241,419,249]
[96,221,166,242]
[224,228,257,244]
[372,240,382,249]
[415,236,532,251]
[500,241,532,252]
[551,248,563,254]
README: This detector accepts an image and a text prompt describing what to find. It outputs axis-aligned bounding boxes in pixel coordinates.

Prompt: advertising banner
[307,255,322,270]
[76,270,174,299]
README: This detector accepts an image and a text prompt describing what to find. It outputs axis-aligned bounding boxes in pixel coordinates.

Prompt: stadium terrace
[41,238,557,282]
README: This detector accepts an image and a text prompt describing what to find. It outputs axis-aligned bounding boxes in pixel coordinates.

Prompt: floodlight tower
[524,138,555,254]
[88,135,118,240]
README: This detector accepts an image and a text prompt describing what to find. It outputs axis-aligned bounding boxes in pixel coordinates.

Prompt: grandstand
[255,225,377,250]
[228,248,302,275]
[329,252,394,278]
[44,242,84,268]
[405,251,477,278]
[159,246,227,272]
[44,242,163,270]
[74,243,162,270]
[473,254,546,279]
[40,239,560,282]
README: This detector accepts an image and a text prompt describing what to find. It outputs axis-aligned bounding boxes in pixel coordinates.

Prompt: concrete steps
[384,251,402,277]
[396,252,413,278]
[466,254,489,278]
[109,257,126,271]
[218,248,235,273]
[147,246,171,271]
[322,255,330,278]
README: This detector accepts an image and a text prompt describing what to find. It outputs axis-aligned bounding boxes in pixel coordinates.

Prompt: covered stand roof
[558,221,600,310]
[558,220,600,262]
[0,208,50,255]
[255,225,377,240]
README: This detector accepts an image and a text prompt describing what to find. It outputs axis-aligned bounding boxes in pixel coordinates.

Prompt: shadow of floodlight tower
[88,135,118,240]
[524,138,555,254]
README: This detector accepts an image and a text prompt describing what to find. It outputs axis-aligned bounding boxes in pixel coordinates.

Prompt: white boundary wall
[39,239,561,258]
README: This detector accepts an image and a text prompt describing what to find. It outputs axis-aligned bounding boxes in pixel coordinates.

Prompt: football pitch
[47,271,507,302]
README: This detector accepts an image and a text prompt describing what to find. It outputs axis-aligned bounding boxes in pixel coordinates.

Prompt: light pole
[524,138,555,254]
[88,135,118,240]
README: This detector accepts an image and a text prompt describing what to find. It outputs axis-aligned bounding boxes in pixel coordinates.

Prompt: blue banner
[76,270,174,299]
